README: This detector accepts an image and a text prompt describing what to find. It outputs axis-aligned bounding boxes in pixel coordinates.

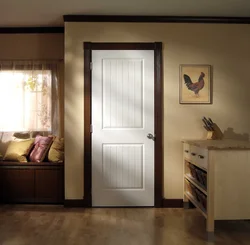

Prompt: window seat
[0,161,64,204]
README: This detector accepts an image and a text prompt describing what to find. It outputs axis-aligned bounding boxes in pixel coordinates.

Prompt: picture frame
[179,64,212,104]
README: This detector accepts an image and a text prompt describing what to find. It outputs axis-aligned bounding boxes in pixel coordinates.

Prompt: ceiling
[1,0,250,27]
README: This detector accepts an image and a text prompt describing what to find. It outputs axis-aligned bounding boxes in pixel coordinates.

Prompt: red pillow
[29,135,53,162]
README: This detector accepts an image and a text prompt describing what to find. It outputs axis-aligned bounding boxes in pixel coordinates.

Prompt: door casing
[83,42,163,207]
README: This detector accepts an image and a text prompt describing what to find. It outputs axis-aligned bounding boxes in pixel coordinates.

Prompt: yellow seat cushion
[48,137,64,162]
[3,139,35,162]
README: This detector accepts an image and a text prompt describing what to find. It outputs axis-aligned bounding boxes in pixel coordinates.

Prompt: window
[0,68,52,131]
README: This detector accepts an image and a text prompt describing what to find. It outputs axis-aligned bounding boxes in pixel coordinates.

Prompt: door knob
[147,133,155,141]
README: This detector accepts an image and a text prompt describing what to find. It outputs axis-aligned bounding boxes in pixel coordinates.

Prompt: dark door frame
[83,42,163,207]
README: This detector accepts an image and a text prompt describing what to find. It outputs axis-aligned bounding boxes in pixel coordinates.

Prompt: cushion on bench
[3,139,34,162]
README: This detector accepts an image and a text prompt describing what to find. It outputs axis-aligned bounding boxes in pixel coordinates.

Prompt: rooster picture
[183,72,205,97]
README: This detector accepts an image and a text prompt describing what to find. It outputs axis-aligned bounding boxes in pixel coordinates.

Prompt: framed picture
[179,64,212,104]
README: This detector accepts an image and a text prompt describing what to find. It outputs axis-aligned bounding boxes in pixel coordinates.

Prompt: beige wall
[0,33,64,59]
[0,33,64,153]
[65,22,250,199]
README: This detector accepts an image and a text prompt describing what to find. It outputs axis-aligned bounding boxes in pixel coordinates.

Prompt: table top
[182,139,250,150]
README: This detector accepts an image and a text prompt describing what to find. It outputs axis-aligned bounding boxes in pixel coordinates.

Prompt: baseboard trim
[162,199,183,208]
[64,199,87,207]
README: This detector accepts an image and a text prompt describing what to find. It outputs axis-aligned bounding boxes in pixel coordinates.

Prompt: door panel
[102,59,143,128]
[92,50,154,206]
[103,144,143,189]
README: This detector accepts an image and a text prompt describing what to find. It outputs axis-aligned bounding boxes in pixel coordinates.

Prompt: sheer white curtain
[0,60,62,135]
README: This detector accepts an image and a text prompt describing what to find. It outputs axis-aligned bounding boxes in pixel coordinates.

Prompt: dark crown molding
[0,27,64,34]
[64,15,250,24]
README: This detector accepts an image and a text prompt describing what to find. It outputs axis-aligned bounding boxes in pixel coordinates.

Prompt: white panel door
[92,50,154,206]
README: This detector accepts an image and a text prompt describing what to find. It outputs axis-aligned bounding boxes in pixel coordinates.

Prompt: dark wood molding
[64,15,250,24]
[162,199,183,208]
[154,42,163,207]
[83,42,164,207]
[0,27,64,34]
[0,161,63,167]
[83,42,92,207]
[64,199,87,207]
[85,43,155,50]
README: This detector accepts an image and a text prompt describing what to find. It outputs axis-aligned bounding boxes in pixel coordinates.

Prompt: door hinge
[90,62,93,70]
[90,124,93,133]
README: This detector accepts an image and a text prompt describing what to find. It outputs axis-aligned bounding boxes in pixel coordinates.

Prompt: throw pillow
[31,131,49,138]
[29,135,53,162]
[12,132,31,142]
[3,139,35,162]
[48,137,64,162]
[13,132,30,139]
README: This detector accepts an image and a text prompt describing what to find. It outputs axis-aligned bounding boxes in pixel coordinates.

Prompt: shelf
[184,158,207,172]
[185,174,207,195]
[184,192,207,219]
